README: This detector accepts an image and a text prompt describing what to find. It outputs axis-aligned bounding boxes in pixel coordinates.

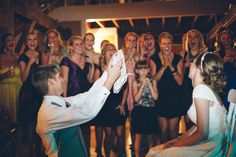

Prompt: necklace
[71,54,85,68]
[158,53,164,65]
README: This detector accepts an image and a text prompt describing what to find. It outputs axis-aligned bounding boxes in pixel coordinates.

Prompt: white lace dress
[147,84,227,157]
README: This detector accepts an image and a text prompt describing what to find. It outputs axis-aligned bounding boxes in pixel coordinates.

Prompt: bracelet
[171,68,177,73]
[173,72,178,76]
[160,67,166,72]
[120,103,125,106]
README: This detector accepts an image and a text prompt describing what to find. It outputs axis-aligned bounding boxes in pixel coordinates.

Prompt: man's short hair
[32,65,59,95]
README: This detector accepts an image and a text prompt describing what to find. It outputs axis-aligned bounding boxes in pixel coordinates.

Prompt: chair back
[226,89,236,157]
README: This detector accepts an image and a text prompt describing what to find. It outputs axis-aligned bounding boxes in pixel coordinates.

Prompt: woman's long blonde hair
[67,35,84,56]
[185,29,206,55]
[45,29,65,50]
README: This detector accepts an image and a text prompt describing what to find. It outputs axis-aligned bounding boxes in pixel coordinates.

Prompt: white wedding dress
[147,84,228,157]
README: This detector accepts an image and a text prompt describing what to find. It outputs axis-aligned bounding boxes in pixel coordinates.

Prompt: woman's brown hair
[195,52,226,94]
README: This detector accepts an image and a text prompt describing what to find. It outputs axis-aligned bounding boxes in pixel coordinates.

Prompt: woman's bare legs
[134,133,142,157]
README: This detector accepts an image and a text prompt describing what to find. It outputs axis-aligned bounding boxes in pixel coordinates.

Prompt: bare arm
[165,98,210,148]
[170,59,184,86]
[19,56,35,82]
[149,79,158,100]
[93,67,101,82]
[153,66,166,82]
[61,65,69,97]
[119,84,128,115]
[150,60,156,76]
[132,80,145,102]
[41,52,52,64]
[179,125,197,138]
[93,53,100,65]
[87,63,95,83]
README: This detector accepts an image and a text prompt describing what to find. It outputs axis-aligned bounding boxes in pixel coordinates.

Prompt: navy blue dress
[18,53,42,123]
[93,67,127,127]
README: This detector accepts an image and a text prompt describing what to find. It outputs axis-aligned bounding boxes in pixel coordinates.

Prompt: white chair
[226,89,236,157]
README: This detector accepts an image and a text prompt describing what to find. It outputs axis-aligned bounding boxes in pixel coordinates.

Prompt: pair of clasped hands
[161,50,175,72]
[140,77,152,90]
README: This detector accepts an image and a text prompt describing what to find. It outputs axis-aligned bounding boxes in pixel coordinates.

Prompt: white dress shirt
[37,71,110,157]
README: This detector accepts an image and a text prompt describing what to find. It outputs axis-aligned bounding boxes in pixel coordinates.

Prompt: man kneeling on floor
[32,60,123,157]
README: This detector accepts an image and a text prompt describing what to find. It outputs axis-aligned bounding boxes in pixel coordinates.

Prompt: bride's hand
[163,141,173,149]
[163,138,179,149]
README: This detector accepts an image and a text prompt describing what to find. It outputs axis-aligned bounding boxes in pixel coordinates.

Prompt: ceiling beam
[95,20,105,28]
[207,4,236,40]
[145,18,150,28]
[112,20,120,28]
[191,16,198,27]
[205,15,215,27]
[129,18,134,28]
[15,2,58,28]
[49,0,229,22]
[177,16,182,28]
[162,17,165,29]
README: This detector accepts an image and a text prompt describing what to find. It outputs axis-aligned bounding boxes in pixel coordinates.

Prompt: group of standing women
[0,26,235,157]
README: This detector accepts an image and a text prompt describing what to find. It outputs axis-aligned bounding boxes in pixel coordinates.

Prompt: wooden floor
[90,116,186,157]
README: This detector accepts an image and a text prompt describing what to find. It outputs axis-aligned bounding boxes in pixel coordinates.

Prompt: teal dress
[55,126,87,157]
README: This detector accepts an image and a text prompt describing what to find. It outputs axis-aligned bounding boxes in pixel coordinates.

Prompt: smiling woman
[151,32,184,144]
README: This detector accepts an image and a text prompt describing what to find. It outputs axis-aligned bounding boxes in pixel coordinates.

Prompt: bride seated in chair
[147,52,228,157]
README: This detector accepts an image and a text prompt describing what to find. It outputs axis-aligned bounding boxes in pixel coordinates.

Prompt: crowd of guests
[0,27,235,157]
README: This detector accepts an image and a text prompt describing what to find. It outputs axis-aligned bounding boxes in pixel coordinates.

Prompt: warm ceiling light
[119,0,125,4]
[86,19,96,22]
